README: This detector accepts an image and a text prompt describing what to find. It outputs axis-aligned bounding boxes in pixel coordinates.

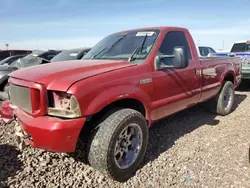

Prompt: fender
[83,85,152,120]
[219,69,236,86]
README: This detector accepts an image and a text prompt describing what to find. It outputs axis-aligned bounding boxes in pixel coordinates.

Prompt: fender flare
[220,69,236,86]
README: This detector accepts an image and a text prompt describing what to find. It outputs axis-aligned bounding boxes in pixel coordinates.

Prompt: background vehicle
[216,40,250,79]
[50,47,91,62]
[0,50,61,100]
[8,26,241,182]
[196,45,217,57]
[0,50,32,61]
[14,50,61,69]
[0,54,27,66]
[0,48,92,101]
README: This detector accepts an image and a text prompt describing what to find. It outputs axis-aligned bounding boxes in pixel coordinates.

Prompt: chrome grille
[9,84,32,113]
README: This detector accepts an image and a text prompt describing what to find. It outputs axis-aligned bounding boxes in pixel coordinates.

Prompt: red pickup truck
[7,26,241,181]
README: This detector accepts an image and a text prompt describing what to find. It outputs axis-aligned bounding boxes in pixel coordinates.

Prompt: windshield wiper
[91,47,107,59]
[97,35,127,59]
[90,35,127,60]
[128,34,148,62]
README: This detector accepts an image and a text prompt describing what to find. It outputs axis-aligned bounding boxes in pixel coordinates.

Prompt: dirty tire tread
[88,108,148,182]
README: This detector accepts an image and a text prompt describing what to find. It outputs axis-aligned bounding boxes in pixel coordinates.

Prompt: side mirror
[154,46,189,70]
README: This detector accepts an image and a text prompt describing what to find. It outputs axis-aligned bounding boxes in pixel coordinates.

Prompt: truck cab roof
[234,40,250,44]
[116,26,188,34]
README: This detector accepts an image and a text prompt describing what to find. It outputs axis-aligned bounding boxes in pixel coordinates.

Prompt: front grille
[9,84,32,113]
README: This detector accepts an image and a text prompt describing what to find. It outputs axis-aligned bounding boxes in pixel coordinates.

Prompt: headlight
[47,91,81,118]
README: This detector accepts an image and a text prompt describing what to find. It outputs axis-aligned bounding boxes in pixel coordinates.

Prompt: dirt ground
[1,82,250,187]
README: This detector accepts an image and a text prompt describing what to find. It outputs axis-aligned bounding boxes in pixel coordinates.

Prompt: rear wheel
[209,81,235,116]
[87,108,148,182]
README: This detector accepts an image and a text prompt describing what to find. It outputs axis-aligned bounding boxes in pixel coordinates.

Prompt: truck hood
[9,59,136,91]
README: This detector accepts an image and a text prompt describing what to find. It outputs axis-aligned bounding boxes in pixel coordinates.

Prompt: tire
[87,108,148,182]
[209,81,235,116]
[0,83,10,101]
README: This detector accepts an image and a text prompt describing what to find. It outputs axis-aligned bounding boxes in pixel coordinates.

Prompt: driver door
[151,30,201,120]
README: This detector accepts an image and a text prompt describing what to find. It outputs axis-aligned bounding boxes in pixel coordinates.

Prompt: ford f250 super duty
[7,26,241,182]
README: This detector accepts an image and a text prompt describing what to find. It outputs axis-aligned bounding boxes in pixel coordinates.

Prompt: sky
[1,0,250,51]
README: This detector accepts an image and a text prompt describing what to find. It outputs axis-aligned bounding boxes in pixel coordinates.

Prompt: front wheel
[3,82,10,94]
[87,108,148,182]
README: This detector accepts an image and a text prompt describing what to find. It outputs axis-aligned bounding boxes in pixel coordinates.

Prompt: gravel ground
[1,82,250,187]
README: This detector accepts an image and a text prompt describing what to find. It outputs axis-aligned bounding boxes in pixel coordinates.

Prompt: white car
[196,45,217,57]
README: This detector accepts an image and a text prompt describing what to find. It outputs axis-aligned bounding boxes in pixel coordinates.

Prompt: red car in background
[0,50,32,61]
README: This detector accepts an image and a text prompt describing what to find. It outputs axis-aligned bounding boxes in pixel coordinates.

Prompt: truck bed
[197,55,242,104]
[199,56,240,62]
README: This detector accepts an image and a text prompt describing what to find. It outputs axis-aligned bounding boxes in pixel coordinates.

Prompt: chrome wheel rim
[223,87,233,109]
[114,123,143,169]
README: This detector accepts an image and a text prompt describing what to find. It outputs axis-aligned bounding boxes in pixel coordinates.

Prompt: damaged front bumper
[14,108,87,152]
[14,118,30,150]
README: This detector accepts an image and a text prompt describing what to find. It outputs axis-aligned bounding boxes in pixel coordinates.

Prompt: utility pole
[36,40,39,50]
[197,40,200,45]
[222,40,224,50]
[5,44,9,50]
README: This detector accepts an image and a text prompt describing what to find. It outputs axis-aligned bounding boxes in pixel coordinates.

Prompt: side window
[158,31,192,65]
[231,43,246,52]
[199,47,209,56]
[208,47,216,53]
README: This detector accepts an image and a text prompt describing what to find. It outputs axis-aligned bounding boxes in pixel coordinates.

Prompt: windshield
[50,50,81,62]
[83,30,160,61]
[10,51,44,67]
[231,43,250,52]
[0,56,12,65]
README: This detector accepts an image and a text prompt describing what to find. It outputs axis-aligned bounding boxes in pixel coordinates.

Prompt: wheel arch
[221,70,236,87]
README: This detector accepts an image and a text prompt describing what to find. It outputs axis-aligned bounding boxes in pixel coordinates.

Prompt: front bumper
[15,108,87,152]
